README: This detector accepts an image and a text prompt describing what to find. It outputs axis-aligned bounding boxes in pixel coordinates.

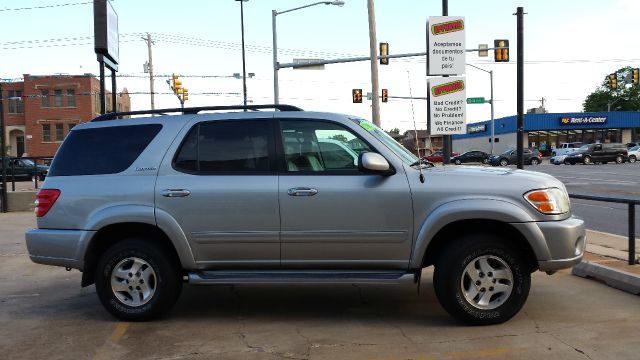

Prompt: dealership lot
[2,212,640,360]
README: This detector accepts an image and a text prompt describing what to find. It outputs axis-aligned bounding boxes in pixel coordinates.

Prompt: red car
[423,151,459,163]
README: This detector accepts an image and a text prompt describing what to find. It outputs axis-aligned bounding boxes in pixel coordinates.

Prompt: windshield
[21,159,35,166]
[500,149,514,155]
[578,145,590,151]
[351,118,418,164]
[631,146,639,151]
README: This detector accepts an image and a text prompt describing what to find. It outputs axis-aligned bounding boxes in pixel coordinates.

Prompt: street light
[272,1,345,104]
[236,0,249,108]
[467,63,495,155]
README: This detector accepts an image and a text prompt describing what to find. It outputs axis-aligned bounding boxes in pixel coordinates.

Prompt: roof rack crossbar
[91,104,303,122]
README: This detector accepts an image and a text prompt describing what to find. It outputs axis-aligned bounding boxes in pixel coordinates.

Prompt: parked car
[489,148,541,166]
[563,143,628,165]
[627,145,639,163]
[451,150,489,165]
[423,150,459,163]
[26,104,585,325]
[0,157,49,181]
[550,142,582,157]
[625,142,640,149]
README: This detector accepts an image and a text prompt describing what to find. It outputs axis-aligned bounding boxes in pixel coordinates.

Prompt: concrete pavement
[2,211,640,359]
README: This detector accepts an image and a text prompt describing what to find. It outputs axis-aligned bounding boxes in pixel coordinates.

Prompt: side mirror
[358,152,395,175]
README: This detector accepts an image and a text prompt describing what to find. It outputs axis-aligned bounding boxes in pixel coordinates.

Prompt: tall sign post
[0,82,7,212]
[427,15,467,163]
[94,0,119,115]
[515,7,525,169]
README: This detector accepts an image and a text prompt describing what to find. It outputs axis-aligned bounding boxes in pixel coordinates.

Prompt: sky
[1,0,639,133]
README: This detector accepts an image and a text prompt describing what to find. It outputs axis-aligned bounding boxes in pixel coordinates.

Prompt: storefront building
[453,112,639,156]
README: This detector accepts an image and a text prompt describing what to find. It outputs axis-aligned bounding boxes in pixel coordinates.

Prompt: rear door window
[48,124,162,176]
[173,120,274,174]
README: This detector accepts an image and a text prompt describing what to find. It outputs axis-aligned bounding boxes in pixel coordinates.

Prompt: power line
[0,1,92,12]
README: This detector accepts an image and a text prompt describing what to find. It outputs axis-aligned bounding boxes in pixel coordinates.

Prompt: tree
[330,134,348,143]
[583,66,640,112]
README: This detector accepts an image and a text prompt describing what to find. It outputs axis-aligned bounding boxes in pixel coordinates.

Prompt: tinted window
[174,120,272,173]
[48,124,162,176]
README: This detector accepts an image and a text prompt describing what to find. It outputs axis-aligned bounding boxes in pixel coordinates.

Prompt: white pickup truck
[551,142,583,157]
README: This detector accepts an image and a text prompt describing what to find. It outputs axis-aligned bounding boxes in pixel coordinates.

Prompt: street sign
[466,97,485,104]
[427,16,466,76]
[429,76,467,135]
[292,58,325,70]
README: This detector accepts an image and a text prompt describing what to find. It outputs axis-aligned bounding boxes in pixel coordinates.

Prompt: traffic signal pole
[367,0,381,127]
[0,82,7,212]
[516,7,525,170]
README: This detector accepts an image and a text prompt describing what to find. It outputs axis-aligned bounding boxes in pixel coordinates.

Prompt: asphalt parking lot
[2,212,640,360]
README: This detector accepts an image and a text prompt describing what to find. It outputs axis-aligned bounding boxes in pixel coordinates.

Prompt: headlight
[524,188,570,215]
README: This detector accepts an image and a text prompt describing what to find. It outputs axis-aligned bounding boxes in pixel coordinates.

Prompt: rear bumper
[25,228,96,270]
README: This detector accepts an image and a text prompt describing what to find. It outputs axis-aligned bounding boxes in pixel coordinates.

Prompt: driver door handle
[287,187,318,196]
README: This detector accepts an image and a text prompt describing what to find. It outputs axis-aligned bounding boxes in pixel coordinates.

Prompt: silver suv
[26,105,585,325]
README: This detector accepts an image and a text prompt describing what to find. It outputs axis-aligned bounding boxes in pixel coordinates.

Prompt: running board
[188,270,417,285]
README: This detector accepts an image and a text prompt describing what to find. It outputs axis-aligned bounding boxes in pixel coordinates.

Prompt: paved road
[527,162,640,237]
[2,212,640,360]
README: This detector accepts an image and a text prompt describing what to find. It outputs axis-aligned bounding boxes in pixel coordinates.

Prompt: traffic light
[352,89,362,103]
[633,68,639,86]
[381,89,388,103]
[171,73,183,94]
[609,73,617,90]
[379,42,389,65]
[494,40,509,62]
[182,88,189,102]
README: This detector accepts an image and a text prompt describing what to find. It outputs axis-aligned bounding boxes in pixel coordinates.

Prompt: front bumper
[511,216,586,272]
[25,228,96,270]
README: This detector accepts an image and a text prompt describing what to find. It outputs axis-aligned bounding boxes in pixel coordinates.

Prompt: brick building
[402,130,443,157]
[2,74,130,157]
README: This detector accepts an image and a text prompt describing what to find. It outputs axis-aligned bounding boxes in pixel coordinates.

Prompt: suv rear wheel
[95,238,182,321]
[530,158,540,165]
[433,233,531,325]
[615,155,624,164]
[582,156,592,165]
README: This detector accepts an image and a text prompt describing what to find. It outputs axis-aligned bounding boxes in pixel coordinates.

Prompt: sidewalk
[573,230,640,295]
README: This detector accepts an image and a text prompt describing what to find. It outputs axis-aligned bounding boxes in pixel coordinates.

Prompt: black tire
[615,155,624,164]
[38,173,46,181]
[563,159,571,165]
[499,158,509,167]
[433,233,531,325]
[454,159,461,165]
[630,155,636,163]
[530,158,540,165]
[582,156,592,165]
[95,238,182,321]
[482,158,489,164]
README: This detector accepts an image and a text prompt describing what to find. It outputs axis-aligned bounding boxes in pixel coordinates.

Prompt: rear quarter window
[48,124,162,176]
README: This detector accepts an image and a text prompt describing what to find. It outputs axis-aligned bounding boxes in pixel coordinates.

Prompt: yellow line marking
[108,322,130,342]
[91,322,130,360]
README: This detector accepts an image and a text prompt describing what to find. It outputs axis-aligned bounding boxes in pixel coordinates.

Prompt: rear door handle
[162,189,191,198]
[287,187,318,196]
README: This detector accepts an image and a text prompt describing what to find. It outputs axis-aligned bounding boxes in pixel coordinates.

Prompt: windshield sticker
[359,121,375,131]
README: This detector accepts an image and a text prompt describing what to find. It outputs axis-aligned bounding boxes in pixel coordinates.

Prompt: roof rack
[91,104,303,122]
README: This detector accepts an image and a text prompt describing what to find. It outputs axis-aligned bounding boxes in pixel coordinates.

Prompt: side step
[188,270,417,285]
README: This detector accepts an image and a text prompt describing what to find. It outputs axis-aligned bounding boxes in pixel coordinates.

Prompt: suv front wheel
[433,234,531,325]
[95,238,182,321]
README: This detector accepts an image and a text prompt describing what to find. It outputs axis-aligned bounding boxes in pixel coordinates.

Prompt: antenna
[407,71,425,183]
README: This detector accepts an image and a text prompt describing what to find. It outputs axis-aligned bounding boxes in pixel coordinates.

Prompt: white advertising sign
[427,16,466,75]
[429,77,467,135]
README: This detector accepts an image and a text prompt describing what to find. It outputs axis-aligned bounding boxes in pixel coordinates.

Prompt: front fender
[409,198,551,268]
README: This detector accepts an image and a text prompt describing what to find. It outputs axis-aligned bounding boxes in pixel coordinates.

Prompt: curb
[572,261,640,295]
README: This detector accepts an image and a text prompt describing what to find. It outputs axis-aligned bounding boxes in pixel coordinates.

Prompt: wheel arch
[81,222,187,287]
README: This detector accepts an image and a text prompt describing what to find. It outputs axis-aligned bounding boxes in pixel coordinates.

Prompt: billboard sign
[94,0,119,65]
[427,16,466,76]
[429,77,467,135]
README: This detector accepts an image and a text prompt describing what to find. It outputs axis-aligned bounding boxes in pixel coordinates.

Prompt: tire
[630,155,636,163]
[615,155,624,164]
[482,158,489,164]
[38,173,46,181]
[433,233,531,325]
[455,159,461,165]
[95,238,182,321]
[499,158,508,167]
[582,156,592,165]
[530,158,539,165]
[563,159,571,165]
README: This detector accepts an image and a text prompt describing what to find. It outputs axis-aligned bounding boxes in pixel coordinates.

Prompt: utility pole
[516,6,525,170]
[367,0,381,127]
[142,33,155,110]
